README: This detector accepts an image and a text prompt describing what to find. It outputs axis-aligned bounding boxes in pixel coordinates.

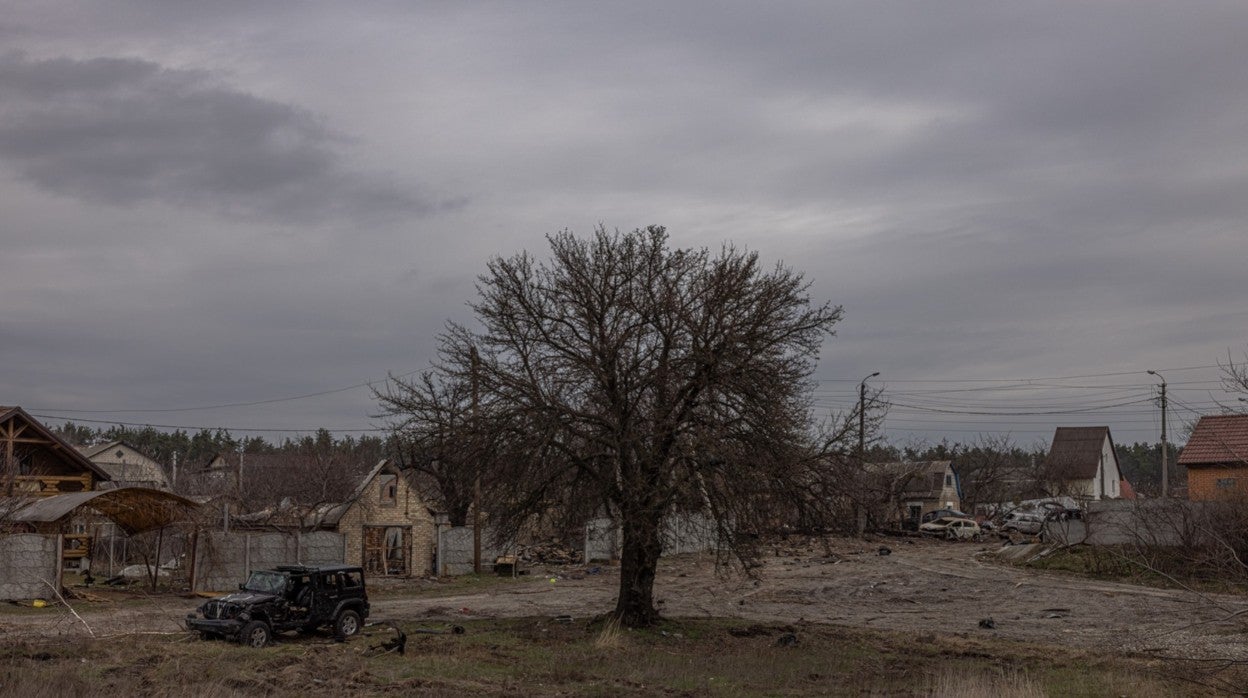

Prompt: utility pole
[859,372,880,463]
[1148,370,1168,498]
[471,345,482,574]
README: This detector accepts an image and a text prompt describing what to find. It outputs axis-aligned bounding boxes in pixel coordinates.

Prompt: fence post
[244,534,251,578]
[188,529,200,592]
[55,533,64,593]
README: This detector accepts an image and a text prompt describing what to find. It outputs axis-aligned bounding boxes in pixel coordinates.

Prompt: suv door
[313,572,342,622]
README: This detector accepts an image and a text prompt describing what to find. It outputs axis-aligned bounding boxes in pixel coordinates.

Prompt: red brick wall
[1187,466,1248,501]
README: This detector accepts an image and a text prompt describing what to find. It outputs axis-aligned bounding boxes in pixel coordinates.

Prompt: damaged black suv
[186,564,370,647]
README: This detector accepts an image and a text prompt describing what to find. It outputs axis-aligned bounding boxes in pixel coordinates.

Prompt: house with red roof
[1177,414,1248,501]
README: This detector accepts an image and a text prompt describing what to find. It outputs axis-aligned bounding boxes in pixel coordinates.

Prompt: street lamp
[1147,370,1168,498]
[859,372,880,463]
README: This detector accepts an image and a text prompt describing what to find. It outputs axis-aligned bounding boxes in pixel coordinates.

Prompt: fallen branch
[41,579,94,637]
[1149,608,1248,640]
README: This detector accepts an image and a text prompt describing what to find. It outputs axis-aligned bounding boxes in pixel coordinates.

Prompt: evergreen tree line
[51,422,389,472]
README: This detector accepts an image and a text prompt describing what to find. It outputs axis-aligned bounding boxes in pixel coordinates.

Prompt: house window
[1216,478,1237,490]
[363,525,408,576]
[379,474,398,507]
[945,474,953,487]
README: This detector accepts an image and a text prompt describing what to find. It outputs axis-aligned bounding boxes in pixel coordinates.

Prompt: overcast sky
[3,1,1247,447]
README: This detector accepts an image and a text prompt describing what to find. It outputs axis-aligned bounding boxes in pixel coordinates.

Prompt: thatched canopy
[9,487,198,534]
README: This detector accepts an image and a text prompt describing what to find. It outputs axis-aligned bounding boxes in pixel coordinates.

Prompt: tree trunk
[614,508,663,627]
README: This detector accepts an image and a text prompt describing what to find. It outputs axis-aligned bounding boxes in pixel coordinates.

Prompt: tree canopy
[435,226,843,625]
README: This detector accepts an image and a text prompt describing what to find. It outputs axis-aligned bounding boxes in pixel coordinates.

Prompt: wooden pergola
[1,405,111,496]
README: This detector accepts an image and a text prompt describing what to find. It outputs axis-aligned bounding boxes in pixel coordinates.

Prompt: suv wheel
[239,620,271,648]
[335,609,361,637]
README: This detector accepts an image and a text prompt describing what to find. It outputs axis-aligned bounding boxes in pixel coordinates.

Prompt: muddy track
[4,538,1246,662]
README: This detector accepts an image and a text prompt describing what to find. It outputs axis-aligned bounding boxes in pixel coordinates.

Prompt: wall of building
[192,531,344,592]
[1099,437,1121,499]
[0,534,59,600]
[1187,466,1248,501]
[335,468,436,576]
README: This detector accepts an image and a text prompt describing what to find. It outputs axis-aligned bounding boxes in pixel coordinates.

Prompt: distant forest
[52,421,1181,495]
[51,422,389,472]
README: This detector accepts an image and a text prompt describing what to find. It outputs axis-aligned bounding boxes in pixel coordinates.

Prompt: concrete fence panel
[436,526,505,576]
[0,534,59,601]
[193,531,345,592]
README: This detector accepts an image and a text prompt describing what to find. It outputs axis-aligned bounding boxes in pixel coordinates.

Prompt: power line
[32,413,388,434]
[813,363,1221,383]
[27,368,424,415]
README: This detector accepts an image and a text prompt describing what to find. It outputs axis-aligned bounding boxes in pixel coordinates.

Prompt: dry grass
[927,669,1046,698]
[593,614,623,650]
[0,617,1219,696]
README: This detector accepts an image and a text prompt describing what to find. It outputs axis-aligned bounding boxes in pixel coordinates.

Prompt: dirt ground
[5,537,1246,665]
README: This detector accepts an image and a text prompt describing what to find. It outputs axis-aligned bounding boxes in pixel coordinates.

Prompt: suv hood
[213,591,279,605]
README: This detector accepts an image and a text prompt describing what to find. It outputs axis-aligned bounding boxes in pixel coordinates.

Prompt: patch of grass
[0,617,1223,696]
[1023,546,1248,595]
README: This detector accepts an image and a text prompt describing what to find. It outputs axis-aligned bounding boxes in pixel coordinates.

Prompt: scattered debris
[410,625,466,635]
[774,632,799,647]
[552,614,574,624]
[978,618,996,629]
[878,547,892,556]
[367,620,407,655]
[518,540,583,565]
[493,555,523,577]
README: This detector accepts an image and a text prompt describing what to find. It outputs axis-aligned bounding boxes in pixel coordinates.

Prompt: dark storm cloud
[2,1,1247,442]
[0,53,444,222]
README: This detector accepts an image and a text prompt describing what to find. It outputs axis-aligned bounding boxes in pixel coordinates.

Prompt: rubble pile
[518,541,583,565]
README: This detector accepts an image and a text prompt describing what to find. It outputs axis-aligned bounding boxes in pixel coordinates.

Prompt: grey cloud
[0,53,448,222]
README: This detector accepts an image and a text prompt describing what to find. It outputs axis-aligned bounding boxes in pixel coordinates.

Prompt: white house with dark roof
[77,441,170,490]
[1046,426,1123,500]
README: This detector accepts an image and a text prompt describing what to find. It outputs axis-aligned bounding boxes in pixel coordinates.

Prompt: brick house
[1178,414,1248,501]
[866,460,961,528]
[310,460,437,577]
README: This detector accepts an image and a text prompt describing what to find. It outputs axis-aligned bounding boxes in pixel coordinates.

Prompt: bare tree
[375,371,480,526]
[437,226,842,626]
[954,435,1040,513]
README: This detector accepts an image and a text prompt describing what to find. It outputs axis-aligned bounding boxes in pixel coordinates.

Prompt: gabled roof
[78,440,128,459]
[1047,426,1117,480]
[866,461,954,499]
[76,440,168,486]
[1178,414,1248,467]
[308,459,394,528]
[0,406,111,481]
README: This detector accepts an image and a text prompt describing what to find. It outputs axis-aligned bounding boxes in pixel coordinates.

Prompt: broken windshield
[242,571,287,594]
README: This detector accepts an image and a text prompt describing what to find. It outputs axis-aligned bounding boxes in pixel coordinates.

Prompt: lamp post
[859,372,880,464]
[1147,370,1168,498]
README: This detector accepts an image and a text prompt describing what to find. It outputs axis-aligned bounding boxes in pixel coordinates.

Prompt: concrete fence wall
[584,513,723,562]
[193,531,344,591]
[1043,499,1205,547]
[436,526,506,576]
[0,534,59,601]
